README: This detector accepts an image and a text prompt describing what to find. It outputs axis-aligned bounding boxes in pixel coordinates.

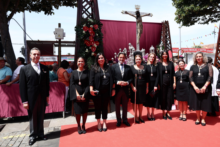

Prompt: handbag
[149,90,157,98]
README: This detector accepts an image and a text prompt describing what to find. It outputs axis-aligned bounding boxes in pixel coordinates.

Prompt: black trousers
[28,95,46,139]
[115,88,128,122]
[93,91,110,119]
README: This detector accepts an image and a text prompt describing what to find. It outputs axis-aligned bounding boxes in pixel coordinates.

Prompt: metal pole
[58,23,61,67]
[23,12,28,63]
[178,23,181,59]
[214,27,216,50]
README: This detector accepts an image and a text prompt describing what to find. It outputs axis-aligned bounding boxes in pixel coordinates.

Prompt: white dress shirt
[12,65,24,82]
[117,63,129,85]
[31,61,41,75]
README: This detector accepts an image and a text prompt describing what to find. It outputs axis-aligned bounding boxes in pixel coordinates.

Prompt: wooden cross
[122,5,153,51]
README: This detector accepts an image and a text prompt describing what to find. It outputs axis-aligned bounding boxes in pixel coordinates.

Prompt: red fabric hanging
[100,20,162,60]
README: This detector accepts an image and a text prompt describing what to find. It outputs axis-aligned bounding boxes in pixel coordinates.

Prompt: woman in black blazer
[157,50,176,120]
[90,53,114,132]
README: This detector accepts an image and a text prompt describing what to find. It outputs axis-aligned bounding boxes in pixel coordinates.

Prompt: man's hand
[217,91,220,96]
[121,81,128,86]
[23,103,29,110]
[6,82,12,86]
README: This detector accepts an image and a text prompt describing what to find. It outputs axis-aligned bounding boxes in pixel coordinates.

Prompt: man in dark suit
[111,52,132,127]
[19,47,49,146]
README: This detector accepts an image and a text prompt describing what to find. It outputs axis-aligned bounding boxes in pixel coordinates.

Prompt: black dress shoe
[103,128,107,132]
[123,121,131,126]
[139,118,145,123]
[38,136,47,140]
[166,113,172,120]
[163,116,167,120]
[116,121,121,127]
[29,138,36,146]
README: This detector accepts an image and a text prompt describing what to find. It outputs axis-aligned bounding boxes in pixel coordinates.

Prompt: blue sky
[9,0,219,58]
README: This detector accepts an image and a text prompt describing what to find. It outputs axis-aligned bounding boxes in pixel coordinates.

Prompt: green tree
[172,0,220,26]
[0,0,77,70]
[192,45,202,48]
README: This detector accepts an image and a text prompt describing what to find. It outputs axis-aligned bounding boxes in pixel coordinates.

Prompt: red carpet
[59,101,220,147]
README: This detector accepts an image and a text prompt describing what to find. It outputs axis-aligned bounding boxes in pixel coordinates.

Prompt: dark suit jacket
[111,63,132,97]
[19,63,50,113]
[89,65,113,97]
[217,70,220,89]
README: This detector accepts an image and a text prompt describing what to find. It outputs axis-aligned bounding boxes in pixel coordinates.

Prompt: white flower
[83,31,85,33]
[96,34,98,36]
[83,24,86,27]
[90,47,91,49]
[90,25,93,28]
[94,44,97,47]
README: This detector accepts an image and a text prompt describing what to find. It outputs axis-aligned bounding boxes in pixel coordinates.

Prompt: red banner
[172,48,213,53]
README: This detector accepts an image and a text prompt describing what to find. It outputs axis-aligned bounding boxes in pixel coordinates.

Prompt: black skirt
[144,81,159,108]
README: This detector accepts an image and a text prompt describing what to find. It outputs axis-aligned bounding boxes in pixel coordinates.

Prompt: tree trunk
[0,2,17,71]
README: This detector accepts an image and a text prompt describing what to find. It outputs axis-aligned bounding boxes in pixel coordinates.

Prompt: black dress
[130,65,148,104]
[157,62,175,111]
[70,70,90,114]
[175,70,190,101]
[144,64,159,108]
[189,64,213,112]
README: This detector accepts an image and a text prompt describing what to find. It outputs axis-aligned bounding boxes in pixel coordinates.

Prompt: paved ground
[0,111,133,147]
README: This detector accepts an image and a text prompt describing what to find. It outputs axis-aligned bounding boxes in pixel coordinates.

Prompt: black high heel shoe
[166,113,172,120]
[195,119,200,125]
[182,114,187,121]
[163,116,167,120]
[78,126,83,135]
[135,119,140,124]
[82,126,86,134]
[139,118,145,123]
[147,114,151,120]
[98,124,102,132]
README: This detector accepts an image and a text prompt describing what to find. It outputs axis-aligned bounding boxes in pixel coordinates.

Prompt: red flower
[89,27,93,32]
[95,41,100,46]
[94,24,98,30]
[89,31,95,36]
[89,36,94,41]
[83,26,89,32]
[84,40,90,47]
[90,41,95,46]
[91,46,96,52]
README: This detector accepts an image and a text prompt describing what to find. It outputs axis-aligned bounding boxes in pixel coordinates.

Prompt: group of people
[0,57,25,86]
[2,47,219,146]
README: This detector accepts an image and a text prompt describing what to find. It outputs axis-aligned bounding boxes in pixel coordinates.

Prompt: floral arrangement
[75,18,103,68]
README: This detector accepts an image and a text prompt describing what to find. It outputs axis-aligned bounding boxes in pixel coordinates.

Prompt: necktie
[35,64,40,75]
[120,64,124,76]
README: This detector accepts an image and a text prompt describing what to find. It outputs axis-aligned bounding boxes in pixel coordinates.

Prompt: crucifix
[122,5,153,51]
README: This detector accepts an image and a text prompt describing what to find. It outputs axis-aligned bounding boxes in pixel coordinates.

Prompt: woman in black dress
[70,57,90,134]
[175,60,189,121]
[90,53,114,132]
[130,52,148,123]
[189,52,213,126]
[158,50,176,120]
[144,53,159,121]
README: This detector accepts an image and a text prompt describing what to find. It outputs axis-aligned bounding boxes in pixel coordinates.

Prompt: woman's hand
[81,94,86,101]
[173,83,176,90]
[132,87,137,92]
[111,89,115,96]
[90,90,97,96]
[194,86,200,94]
[200,86,206,93]
[154,87,157,92]
[77,95,81,101]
